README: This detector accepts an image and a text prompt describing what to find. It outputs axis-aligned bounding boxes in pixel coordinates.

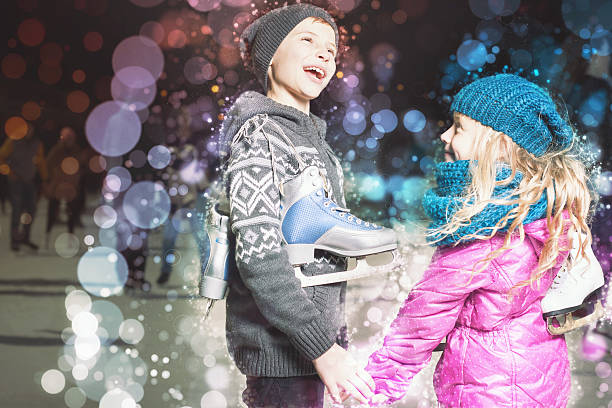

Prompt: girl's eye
[302,37,312,43]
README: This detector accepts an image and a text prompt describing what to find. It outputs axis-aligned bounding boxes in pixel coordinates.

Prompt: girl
[365,73,595,407]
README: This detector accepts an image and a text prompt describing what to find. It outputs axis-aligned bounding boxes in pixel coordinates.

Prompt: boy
[219,4,375,407]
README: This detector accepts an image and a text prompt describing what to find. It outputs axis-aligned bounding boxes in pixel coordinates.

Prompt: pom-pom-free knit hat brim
[239,3,338,90]
[451,74,573,157]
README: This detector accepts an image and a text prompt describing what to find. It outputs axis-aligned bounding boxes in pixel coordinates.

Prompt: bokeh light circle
[112,36,164,82]
[2,53,27,79]
[105,167,132,193]
[64,387,87,408]
[72,311,99,337]
[18,18,45,46]
[72,69,86,83]
[488,0,520,16]
[469,0,496,20]
[188,0,221,12]
[184,57,218,85]
[511,49,532,70]
[140,21,165,44]
[171,208,194,233]
[168,29,187,48]
[41,369,65,394]
[457,39,487,71]
[91,300,124,344]
[596,171,612,196]
[93,205,118,229]
[5,116,28,140]
[200,390,227,408]
[22,101,41,120]
[562,0,612,37]
[371,109,398,133]
[65,290,92,320]
[74,335,101,360]
[99,389,136,408]
[111,68,156,109]
[67,91,90,114]
[148,145,171,169]
[122,181,171,229]
[119,319,145,344]
[85,101,141,157]
[38,64,63,85]
[77,246,129,297]
[40,42,63,66]
[55,233,81,258]
[403,110,426,132]
[83,32,103,52]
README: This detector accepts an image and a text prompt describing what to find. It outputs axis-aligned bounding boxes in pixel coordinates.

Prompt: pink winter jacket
[366,218,571,407]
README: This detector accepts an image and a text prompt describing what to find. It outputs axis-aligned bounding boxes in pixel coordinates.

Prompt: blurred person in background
[43,126,86,246]
[157,143,210,285]
[0,122,48,251]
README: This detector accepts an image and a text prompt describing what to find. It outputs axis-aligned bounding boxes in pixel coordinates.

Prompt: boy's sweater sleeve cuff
[289,315,337,361]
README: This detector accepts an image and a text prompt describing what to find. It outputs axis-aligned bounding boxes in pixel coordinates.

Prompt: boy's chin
[300,85,326,100]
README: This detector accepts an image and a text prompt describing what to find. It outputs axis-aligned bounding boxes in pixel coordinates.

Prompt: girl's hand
[313,343,375,404]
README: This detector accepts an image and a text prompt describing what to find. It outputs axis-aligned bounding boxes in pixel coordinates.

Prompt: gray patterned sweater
[221,91,348,377]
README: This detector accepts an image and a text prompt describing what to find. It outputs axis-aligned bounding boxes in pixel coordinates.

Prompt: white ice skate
[541,231,605,335]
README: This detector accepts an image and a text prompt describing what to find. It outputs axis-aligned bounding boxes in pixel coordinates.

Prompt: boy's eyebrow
[298,30,337,50]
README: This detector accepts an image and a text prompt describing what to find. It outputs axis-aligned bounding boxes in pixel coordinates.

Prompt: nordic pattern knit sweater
[221,91,348,377]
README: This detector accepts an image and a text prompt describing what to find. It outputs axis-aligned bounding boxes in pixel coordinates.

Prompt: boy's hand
[312,343,375,404]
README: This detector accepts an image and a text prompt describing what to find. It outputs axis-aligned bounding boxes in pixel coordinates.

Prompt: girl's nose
[440,125,454,144]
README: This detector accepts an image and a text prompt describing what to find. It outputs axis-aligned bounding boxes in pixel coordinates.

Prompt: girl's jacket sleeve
[365,242,493,403]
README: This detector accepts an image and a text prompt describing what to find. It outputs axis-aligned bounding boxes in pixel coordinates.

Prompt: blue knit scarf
[422,160,548,247]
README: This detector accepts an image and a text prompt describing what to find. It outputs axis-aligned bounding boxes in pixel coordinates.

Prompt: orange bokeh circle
[83,32,103,52]
[5,117,29,140]
[38,64,62,85]
[2,53,27,79]
[67,90,90,113]
[72,69,86,83]
[89,155,106,173]
[61,157,80,175]
[22,101,41,121]
[40,42,63,66]
[18,18,45,47]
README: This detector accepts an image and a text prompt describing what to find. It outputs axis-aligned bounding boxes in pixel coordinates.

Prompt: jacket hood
[523,211,571,255]
[219,91,327,157]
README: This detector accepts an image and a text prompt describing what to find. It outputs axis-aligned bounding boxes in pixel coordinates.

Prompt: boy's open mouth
[303,66,326,81]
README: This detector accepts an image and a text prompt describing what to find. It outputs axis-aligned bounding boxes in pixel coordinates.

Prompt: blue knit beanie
[451,74,573,157]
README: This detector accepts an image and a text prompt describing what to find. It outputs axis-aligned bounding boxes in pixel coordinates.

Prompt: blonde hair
[428,113,596,288]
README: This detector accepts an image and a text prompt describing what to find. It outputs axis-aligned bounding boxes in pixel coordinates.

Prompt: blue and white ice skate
[280,165,399,287]
[198,200,233,319]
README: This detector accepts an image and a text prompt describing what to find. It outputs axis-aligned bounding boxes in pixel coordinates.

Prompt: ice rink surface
[0,197,610,408]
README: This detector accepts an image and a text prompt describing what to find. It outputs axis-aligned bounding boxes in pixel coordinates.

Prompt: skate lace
[323,199,376,227]
[550,264,569,290]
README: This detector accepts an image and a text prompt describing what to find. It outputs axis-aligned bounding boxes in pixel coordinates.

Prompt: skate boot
[542,230,605,335]
[280,165,399,287]
[198,200,233,319]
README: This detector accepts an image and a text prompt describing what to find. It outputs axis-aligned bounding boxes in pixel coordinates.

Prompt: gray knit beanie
[239,3,339,90]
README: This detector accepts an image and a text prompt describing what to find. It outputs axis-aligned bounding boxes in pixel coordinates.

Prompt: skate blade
[295,250,402,287]
[203,299,215,320]
[547,300,605,335]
